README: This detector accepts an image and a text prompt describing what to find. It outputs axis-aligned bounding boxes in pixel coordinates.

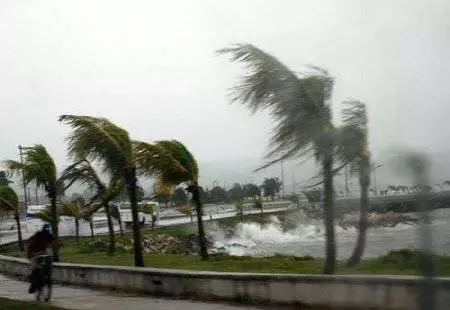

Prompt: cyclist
[27,223,55,295]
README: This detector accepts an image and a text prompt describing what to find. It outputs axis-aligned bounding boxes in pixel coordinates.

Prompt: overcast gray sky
[1,0,449,189]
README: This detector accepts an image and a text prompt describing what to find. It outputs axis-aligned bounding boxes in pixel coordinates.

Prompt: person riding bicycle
[27,223,55,294]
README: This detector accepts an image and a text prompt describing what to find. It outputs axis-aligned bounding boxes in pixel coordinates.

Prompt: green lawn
[0,298,67,310]
[3,214,449,276]
[45,251,450,276]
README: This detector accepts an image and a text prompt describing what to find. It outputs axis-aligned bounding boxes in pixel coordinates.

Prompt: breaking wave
[210,215,356,256]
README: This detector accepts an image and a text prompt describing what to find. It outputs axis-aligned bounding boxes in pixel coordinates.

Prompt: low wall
[1,255,449,309]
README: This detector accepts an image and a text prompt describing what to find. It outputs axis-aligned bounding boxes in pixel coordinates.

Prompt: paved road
[0,274,271,310]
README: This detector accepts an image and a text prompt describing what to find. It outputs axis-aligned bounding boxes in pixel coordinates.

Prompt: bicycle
[30,253,53,302]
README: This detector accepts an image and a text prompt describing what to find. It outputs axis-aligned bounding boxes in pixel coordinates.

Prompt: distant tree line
[150,177,283,207]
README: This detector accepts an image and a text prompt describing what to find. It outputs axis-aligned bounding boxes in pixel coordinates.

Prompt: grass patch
[0,297,67,310]
[3,216,450,276]
[6,238,450,275]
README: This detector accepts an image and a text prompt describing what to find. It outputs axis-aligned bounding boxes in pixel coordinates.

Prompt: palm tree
[59,115,144,266]
[81,206,96,238]
[4,144,61,261]
[134,140,209,260]
[61,159,122,254]
[336,100,370,267]
[218,44,337,273]
[0,185,24,251]
[59,202,84,243]
[110,204,124,236]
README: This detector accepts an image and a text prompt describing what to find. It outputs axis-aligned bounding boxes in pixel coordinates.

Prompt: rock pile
[118,234,186,254]
[142,234,185,254]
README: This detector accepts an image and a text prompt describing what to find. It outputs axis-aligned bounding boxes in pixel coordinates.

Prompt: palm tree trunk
[14,213,24,252]
[89,218,94,238]
[104,203,115,255]
[126,167,144,267]
[347,156,370,267]
[118,216,124,236]
[50,193,60,262]
[75,218,80,243]
[322,153,336,275]
[192,184,208,260]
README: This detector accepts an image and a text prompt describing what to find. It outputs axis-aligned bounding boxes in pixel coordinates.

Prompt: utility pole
[18,145,28,219]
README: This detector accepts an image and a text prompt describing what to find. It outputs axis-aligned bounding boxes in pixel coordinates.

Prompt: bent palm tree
[59,202,84,243]
[0,185,24,251]
[134,140,209,260]
[219,44,337,273]
[58,116,144,265]
[4,144,61,261]
[110,204,124,236]
[336,100,370,267]
[81,206,97,238]
[61,159,122,254]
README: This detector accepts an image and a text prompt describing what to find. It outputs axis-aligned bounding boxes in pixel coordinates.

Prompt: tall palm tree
[58,115,143,264]
[218,44,337,273]
[134,140,209,260]
[4,144,61,261]
[335,100,370,267]
[0,185,24,251]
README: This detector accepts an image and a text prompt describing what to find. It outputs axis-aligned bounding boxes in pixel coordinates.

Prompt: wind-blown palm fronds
[0,185,24,251]
[4,145,57,190]
[58,116,132,174]
[134,140,208,259]
[59,115,143,266]
[134,140,198,186]
[219,44,337,273]
[336,100,368,170]
[3,144,61,261]
[336,100,370,267]
[61,159,123,254]
[217,44,334,164]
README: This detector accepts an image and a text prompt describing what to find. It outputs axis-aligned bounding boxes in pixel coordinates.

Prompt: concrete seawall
[1,254,449,309]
